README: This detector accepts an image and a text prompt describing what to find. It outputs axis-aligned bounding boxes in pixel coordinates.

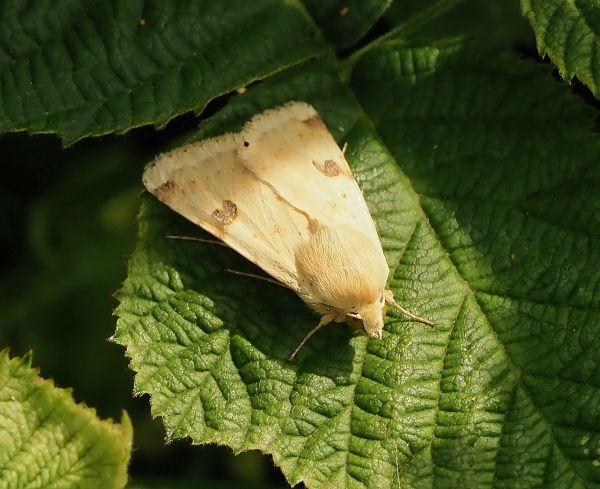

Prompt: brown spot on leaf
[212,200,238,227]
[313,159,341,177]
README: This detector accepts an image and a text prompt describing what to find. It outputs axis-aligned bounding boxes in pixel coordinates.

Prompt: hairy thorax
[294,224,389,312]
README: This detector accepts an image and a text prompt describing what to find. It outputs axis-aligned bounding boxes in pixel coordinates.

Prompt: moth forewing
[143,101,432,361]
[142,132,309,293]
[239,102,383,254]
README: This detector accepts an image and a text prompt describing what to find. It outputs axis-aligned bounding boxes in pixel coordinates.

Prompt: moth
[143,102,432,360]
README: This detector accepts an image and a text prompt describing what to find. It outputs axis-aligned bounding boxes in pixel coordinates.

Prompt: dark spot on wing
[313,159,341,177]
[153,180,178,199]
[212,200,238,227]
[302,115,324,128]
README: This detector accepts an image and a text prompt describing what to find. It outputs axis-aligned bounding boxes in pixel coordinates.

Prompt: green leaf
[302,0,393,48]
[521,0,600,98]
[116,38,600,488]
[0,351,132,488]
[0,0,325,145]
[351,39,600,488]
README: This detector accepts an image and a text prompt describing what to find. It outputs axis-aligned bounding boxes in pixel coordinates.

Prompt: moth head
[345,294,386,339]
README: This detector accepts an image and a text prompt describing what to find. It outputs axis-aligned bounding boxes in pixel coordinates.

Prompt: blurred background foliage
[0,125,289,487]
[0,0,552,487]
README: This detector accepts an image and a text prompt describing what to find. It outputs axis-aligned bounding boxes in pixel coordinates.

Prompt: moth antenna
[384,291,434,327]
[224,268,286,288]
[288,313,335,362]
[166,235,229,247]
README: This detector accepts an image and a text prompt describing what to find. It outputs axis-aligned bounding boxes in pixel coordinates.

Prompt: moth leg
[384,290,434,326]
[224,269,287,288]
[166,235,229,247]
[288,312,336,362]
[341,142,348,155]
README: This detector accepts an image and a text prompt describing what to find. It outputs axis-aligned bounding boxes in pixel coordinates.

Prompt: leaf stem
[342,0,467,74]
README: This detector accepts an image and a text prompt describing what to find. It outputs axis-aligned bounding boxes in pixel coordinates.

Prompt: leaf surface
[0,351,132,488]
[522,0,600,98]
[0,0,325,144]
[302,0,393,48]
[115,39,600,488]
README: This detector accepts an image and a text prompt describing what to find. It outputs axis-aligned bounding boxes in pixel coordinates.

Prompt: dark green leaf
[386,0,532,46]
[0,0,325,144]
[302,0,392,48]
[522,0,600,98]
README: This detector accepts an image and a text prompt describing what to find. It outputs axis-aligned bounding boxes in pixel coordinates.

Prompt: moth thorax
[294,224,389,311]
